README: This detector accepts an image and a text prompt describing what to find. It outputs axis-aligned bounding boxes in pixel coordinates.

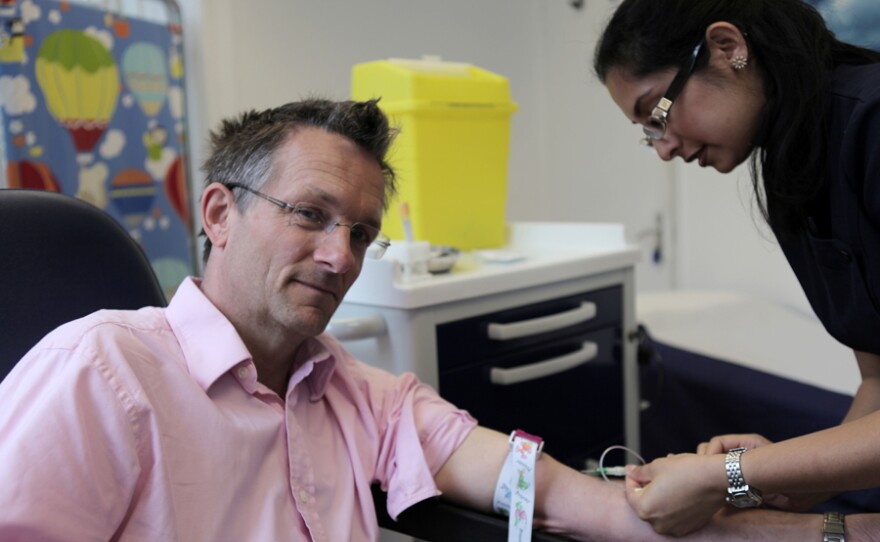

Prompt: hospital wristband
[493,430,543,542]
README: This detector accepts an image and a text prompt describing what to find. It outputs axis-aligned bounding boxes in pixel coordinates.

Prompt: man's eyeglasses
[226,183,391,260]
[641,40,705,147]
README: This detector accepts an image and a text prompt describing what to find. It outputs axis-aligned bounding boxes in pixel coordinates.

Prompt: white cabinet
[330,222,641,463]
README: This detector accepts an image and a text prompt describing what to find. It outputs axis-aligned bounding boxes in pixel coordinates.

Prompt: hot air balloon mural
[169,48,184,80]
[143,122,168,161]
[121,41,168,118]
[34,29,120,158]
[0,0,17,18]
[5,0,196,297]
[0,18,25,64]
[164,154,190,228]
[6,159,61,192]
[151,256,190,299]
[109,13,131,39]
[110,168,157,229]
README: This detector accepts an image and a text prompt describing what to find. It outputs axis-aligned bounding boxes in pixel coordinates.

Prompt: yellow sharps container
[352,57,518,250]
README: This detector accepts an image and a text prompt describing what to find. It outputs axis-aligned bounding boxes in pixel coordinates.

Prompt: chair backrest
[0,189,168,379]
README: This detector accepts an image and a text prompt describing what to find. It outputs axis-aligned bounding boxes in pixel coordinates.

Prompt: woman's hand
[624,453,728,536]
[696,433,772,455]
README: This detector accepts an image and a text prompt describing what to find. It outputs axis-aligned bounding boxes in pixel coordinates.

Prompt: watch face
[728,492,762,508]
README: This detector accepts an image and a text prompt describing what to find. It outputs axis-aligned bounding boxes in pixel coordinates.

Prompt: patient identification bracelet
[493,429,544,542]
[822,511,845,542]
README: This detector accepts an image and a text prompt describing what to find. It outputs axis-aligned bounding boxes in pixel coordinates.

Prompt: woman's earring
[731,56,748,70]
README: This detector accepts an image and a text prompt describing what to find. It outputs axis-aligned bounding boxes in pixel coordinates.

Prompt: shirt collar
[166,277,339,398]
[165,277,252,392]
[290,335,337,401]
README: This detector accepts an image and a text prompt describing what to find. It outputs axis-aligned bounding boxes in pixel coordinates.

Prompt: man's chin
[278,305,335,339]
[297,315,333,338]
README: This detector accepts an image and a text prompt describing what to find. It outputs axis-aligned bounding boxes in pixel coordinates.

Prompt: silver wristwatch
[823,511,845,542]
[725,447,763,508]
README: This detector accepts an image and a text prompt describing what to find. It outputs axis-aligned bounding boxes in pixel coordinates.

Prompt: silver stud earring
[731,55,748,70]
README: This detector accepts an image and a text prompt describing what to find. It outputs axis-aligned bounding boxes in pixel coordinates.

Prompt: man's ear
[705,21,750,66]
[201,182,235,251]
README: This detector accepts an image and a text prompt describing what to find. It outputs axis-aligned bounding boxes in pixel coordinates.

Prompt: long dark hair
[594,0,880,239]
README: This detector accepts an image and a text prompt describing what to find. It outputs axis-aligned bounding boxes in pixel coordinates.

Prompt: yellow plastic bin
[352,57,517,250]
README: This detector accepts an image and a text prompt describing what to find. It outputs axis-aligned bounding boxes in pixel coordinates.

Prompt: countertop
[345,222,640,309]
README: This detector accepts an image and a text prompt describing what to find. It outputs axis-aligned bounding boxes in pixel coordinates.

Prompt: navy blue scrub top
[776,63,880,356]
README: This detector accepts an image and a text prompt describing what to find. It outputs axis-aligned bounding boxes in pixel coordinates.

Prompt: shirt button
[237,366,249,379]
[299,489,310,502]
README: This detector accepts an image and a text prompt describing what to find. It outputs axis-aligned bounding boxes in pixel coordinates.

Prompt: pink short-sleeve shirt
[0,277,476,541]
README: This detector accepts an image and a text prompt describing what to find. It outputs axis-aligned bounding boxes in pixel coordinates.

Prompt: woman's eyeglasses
[641,40,705,147]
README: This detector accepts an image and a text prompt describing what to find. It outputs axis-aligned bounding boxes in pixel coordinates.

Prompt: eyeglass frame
[224,182,391,260]
[641,39,705,147]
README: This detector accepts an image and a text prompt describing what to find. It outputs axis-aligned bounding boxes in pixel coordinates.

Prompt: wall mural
[0,0,194,299]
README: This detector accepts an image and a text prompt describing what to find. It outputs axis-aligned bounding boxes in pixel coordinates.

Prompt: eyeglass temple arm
[665,41,704,100]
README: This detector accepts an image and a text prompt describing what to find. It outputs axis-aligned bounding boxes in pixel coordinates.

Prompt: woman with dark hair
[595,0,880,538]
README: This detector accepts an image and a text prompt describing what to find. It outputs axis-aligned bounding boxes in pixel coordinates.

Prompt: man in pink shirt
[0,99,853,541]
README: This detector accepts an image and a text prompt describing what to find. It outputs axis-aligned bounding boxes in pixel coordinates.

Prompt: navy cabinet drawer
[436,286,621,371]
[438,326,622,466]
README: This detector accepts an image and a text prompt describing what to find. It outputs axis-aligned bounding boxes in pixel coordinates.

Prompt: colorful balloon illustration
[169,49,184,80]
[122,42,168,118]
[151,256,191,299]
[0,18,26,64]
[0,0,17,18]
[164,155,190,228]
[110,168,157,228]
[34,30,120,155]
[6,160,61,192]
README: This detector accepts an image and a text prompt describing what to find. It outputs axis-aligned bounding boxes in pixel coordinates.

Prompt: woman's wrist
[725,447,763,507]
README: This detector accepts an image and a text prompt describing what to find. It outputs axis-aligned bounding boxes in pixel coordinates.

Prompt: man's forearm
[434,425,873,542]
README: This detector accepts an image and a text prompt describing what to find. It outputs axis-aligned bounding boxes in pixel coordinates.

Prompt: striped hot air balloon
[121,41,168,118]
[110,168,157,228]
[5,160,61,192]
[34,29,120,156]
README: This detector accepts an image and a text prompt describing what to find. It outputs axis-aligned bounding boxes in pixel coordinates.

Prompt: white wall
[674,163,813,315]
[530,0,677,292]
[176,0,805,310]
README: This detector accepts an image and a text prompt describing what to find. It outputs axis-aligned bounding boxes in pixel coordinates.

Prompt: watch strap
[725,447,762,506]
[823,511,845,542]
[725,447,748,489]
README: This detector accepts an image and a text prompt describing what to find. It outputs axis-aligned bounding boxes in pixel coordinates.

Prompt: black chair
[0,189,167,377]
[0,188,571,541]
[373,484,572,541]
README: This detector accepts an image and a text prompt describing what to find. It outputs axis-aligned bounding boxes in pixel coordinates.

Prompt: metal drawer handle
[326,314,388,341]
[487,301,597,341]
[489,341,598,386]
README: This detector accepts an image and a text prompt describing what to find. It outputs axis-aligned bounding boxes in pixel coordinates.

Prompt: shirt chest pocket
[805,233,880,354]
